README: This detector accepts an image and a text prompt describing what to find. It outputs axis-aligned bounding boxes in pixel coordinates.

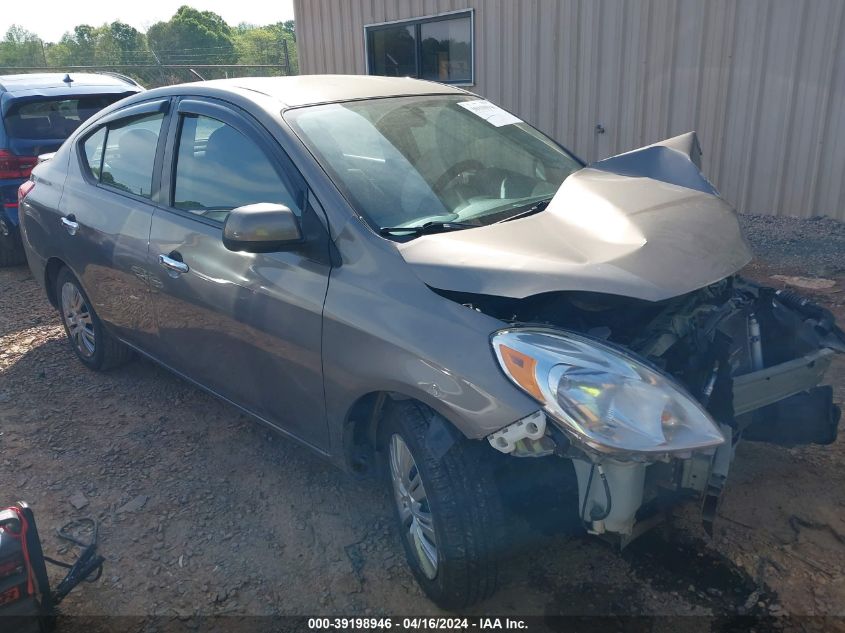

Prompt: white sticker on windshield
[457,99,523,127]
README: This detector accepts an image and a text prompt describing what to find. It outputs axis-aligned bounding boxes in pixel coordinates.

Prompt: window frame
[76,98,170,204]
[159,96,309,230]
[364,9,475,86]
[81,126,107,181]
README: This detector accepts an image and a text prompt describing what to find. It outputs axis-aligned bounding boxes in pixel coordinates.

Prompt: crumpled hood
[397,132,753,302]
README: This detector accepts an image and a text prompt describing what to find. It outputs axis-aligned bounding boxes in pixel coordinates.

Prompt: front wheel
[56,267,133,371]
[380,401,504,609]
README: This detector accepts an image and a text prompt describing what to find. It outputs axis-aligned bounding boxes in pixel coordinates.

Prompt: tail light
[0,150,38,180]
[18,180,35,204]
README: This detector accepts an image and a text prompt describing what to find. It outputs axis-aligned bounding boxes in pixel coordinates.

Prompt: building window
[365,11,474,85]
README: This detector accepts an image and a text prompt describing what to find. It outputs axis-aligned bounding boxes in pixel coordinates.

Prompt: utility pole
[149,48,168,87]
[282,38,290,76]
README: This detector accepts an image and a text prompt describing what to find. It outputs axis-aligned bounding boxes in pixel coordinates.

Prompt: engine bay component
[471,275,843,543]
[487,410,546,454]
[732,348,835,416]
[748,313,764,370]
[701,424,734,535]
[574,458,646,535]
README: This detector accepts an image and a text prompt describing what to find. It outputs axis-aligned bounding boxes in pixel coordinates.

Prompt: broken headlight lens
[492,328,724,454]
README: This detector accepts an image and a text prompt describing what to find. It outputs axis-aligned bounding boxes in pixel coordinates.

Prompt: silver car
[18,76,843,608]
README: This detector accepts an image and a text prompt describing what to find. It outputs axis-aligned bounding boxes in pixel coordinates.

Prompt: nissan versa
[18,76,844,608]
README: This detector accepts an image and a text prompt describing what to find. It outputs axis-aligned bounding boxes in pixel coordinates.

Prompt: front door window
[172,114,302,224]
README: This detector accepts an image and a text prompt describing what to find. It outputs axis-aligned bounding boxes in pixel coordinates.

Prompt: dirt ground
[1,216,844,631]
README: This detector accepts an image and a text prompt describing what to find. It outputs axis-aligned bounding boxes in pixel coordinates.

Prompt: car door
[147,97,333,450]
[57,99,170,348]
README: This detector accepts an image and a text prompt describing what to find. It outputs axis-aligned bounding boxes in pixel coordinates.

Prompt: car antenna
[63,73,73,84]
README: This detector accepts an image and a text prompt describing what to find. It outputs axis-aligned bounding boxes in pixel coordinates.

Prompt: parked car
[18,76,844,608]
[0,72,142,266]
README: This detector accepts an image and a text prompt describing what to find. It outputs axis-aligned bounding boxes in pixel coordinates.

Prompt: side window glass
[82,127,106,179]
[100,113,164,199]
[173,114,301,224]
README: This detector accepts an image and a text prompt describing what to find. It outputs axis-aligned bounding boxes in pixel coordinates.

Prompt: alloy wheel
[389,433,438,579]
[61,281,95,358]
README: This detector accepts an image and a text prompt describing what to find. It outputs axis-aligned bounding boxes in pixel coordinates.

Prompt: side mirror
[222,203,303,253]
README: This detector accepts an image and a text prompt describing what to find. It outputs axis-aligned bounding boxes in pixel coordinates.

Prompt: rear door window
[97,113,164,199]
[172,114,301,223]
[5,95,127,141]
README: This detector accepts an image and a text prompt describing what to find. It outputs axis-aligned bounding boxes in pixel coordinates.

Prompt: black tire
[55,267,133,371]
[379,400,504,609]
[0,232,26,267]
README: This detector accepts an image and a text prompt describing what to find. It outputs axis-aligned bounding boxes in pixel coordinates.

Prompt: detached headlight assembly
[492,328,724,455]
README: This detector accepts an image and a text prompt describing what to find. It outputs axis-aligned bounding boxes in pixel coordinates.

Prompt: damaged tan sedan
[19,77,843,609]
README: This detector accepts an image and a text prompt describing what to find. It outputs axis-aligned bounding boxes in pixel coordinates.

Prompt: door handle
[60,215,79,236]
[159,253,189,275]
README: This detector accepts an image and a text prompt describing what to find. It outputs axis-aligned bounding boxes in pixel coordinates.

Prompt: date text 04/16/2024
[307,618,529,630]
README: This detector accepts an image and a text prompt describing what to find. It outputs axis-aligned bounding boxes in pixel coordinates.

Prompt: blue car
[0,72,142,265]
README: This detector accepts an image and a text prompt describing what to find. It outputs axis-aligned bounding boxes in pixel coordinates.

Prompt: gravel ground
[739,214,845,276]
[1,215,844,631]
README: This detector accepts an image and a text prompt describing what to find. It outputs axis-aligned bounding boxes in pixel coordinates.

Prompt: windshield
[286,95,582,233]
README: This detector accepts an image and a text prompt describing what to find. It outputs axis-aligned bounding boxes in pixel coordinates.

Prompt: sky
[1,0,296,42]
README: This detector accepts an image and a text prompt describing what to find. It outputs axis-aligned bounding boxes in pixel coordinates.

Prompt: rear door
[146,97,333,449]
[1,93,134,217]
[57,99,170,348]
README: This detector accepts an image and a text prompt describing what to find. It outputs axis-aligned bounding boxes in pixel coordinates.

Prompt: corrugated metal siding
[294,0,845,219]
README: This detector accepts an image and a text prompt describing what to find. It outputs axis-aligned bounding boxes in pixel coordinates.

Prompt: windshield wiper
[379,221,477,237]
[498,198,553,223]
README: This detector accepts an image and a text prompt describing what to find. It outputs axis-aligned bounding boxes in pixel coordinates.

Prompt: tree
[0,25,45,67]
[233,22,298,75]
[281,20,296,41]
[46,25,99,66]
[41,22,154,85]
[0,9,299,88]
[147,6,237,65]
[99,22,147,65]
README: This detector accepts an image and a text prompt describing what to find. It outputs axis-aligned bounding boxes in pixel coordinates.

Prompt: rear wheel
[380,401,504,609]
[0,232,26,267]
[56,267,133,371]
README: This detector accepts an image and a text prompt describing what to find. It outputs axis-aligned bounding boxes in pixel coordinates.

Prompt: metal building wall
[293,0,845,219]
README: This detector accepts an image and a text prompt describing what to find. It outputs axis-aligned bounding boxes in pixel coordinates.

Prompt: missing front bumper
[486,280,843,543]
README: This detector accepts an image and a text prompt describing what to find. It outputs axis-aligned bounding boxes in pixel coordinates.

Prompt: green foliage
[233,22,298,76]
[0,6,297,87]
[147,5,237,64]
[46,23,147,67]
[101,22,148,65]
[0,25,45,67]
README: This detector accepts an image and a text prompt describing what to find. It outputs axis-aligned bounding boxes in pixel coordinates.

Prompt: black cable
[44,554,102,583]
[57,518,98,549]
[592,466,613,521]
[580,463,613,524]
[51,545,105,603]
[42,518,105,603]
[580,463,595,525]
[43,556,72,569]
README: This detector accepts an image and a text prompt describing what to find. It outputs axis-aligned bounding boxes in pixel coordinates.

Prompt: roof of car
[0,72,141,95]
[193,75,470,108]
